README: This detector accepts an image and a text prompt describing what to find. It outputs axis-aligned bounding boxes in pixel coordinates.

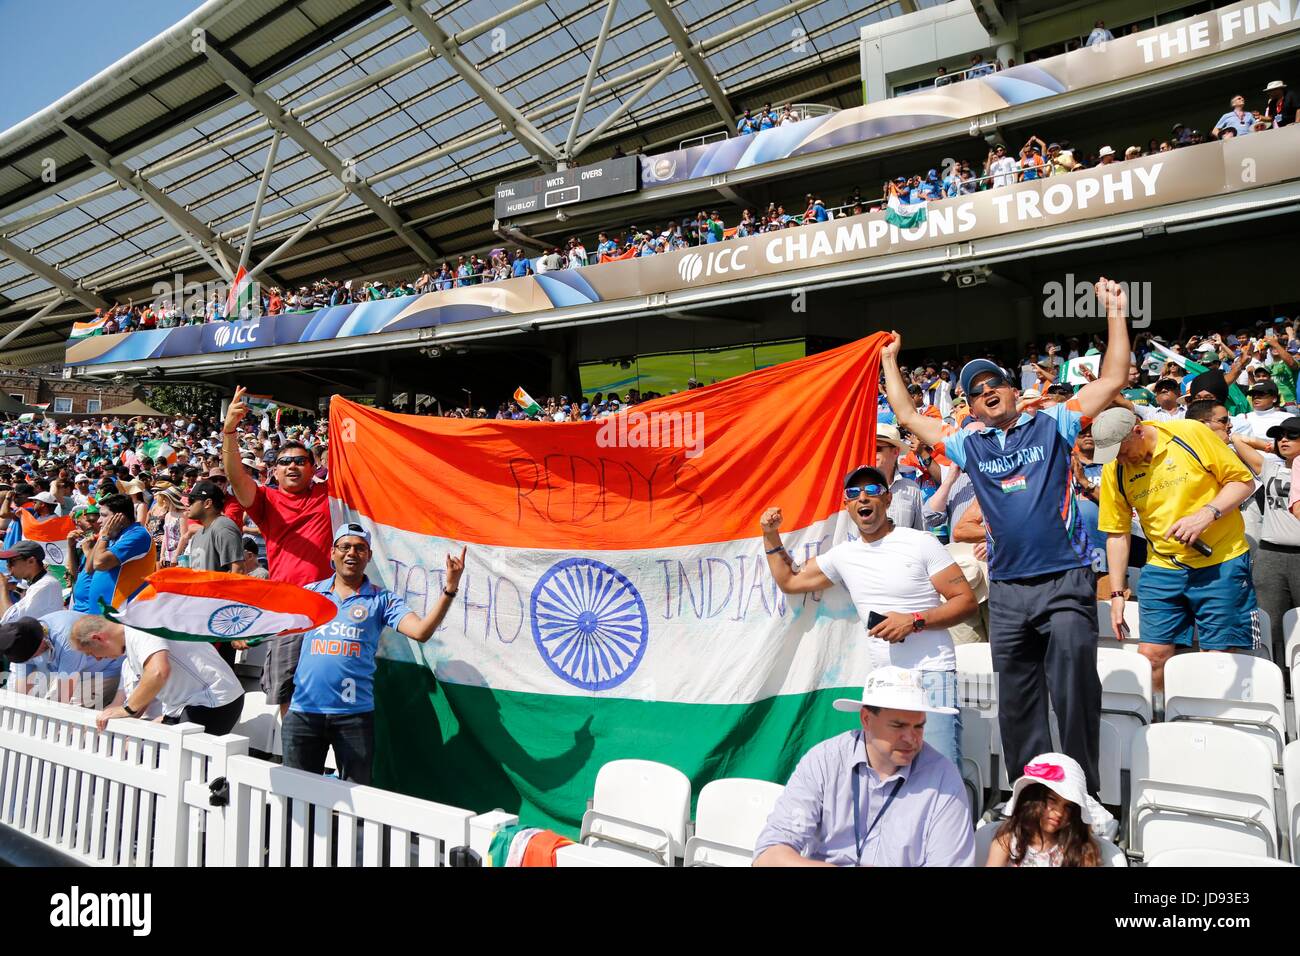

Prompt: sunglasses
[844,484,888,500]
[1276,430,1300,440]
[1212,416,1232,426]
[276,456,311,466]
[968,374,1011,398]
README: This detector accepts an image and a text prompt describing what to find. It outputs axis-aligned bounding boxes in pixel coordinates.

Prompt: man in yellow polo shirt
[1093,407,1258,698]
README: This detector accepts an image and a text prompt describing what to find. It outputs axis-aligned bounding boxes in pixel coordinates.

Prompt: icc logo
[214,322,259,348]
[678,254,703,283]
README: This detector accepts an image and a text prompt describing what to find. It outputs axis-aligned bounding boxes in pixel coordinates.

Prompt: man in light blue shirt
[1,610,122,707]
[753,667,974,866]
[1212,95,1256,138]
[282,522,465,784]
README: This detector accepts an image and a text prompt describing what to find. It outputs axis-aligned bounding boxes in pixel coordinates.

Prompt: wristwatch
[122,702,139,718]
[911,612,926,633]
[1204,504,1222,520]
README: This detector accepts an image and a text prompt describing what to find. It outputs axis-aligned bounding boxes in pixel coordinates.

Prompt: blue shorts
[1136,552,1257,650]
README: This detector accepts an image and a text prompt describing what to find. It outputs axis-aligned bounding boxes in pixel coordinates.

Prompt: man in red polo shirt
[222,385,332,714]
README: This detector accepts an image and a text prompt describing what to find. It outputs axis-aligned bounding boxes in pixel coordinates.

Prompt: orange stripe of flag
[19,510,75,542]
[328,334,885,549]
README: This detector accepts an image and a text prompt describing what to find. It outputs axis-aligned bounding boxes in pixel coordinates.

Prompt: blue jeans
[282,710,375,785]
[919,669,962,770]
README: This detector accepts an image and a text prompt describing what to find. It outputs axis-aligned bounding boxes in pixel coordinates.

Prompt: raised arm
[881,332,946,446]
[1072,278,1131,419]
[397,547,466,642]
[221,386,258,509]
[759,508,833,594]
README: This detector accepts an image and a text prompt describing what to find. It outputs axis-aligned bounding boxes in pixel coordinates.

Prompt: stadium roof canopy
[0,0,929,366]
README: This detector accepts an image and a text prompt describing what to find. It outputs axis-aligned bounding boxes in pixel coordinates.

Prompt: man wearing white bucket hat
[753,666,975,867]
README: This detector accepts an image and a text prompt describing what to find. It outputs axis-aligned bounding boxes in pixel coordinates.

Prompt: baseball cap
[31,491,58,506]
[333,522,371,546]
[1265,416,1300,439]
[1089,407,1140,464]
[1249,380,1279,396]
[0,540,45,562]
[74,473,90,483]
[189,480,225,506]
[0,617,45,663]
[833,666,958,715]
[959,359,1007,398]
[1153,378,1180,394]
[843,465,890,490]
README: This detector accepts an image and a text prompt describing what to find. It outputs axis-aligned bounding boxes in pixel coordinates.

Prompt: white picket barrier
[0,689,475,867]
[221,755,475,867]
[0,689,204,866]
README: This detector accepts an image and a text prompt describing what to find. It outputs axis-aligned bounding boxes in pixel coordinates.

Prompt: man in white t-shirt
[0,541,65,624]
[69,615,244,735]
[760,465,977,769]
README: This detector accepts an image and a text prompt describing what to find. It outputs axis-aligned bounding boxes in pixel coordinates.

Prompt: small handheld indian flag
[223,265,256,316]
[19,511,75,582]
[513,387,541,416]
[140,438,177,465]
[70,316,109,340]
[885,193,927,230]
[104,568,339,643]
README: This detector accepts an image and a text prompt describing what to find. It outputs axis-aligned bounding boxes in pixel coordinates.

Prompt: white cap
[31,491,59,506]
[1098,145,1115,157]
[875,423,905,448]
[832,665,958,715]
[1022,387,1041,399]
[1006,752,1112,827]
[74,473,90,483]
[333,521,371,546]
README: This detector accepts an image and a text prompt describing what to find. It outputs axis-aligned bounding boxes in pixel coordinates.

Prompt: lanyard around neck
[852,764,905,863]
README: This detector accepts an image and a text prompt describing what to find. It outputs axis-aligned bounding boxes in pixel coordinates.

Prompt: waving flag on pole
[329,335,887,830]
[512,387,541,416]
[105,568,338,642]
[1148,339,1249,414]
[69,316,109,340]
[885,193,927,229]
[223,265,255,316]
[139,438,177,465]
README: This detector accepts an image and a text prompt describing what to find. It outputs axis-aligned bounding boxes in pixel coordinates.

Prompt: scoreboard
[494,156,639,219]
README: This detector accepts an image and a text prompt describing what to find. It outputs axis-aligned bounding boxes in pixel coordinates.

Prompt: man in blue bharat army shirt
[283,522,465,785]
[882,277,1132,796]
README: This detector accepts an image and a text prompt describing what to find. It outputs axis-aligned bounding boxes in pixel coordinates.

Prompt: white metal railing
[0,689,476,867]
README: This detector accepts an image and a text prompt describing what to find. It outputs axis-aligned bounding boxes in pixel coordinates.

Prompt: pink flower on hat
[1024,762,1065,782]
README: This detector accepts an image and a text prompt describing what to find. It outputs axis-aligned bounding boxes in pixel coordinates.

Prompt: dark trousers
[281,710,375,785]
[165,693,245,736]
[988,566,1101,795]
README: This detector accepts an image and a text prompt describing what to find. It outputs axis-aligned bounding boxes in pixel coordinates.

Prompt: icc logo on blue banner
[530,558,649,691]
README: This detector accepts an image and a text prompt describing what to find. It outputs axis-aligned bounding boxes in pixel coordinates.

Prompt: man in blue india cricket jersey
[881,277,1132,795]
[283,522,465,784]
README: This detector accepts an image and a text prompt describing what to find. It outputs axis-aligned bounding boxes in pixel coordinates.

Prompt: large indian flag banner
[328,335,887,831]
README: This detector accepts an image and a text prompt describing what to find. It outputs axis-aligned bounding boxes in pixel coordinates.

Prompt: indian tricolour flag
[106,568,338,642]
[69,316,109,340]
[223,265,256,316]
[885,193,927,230]
[19,510,75,584]
[139,439,177,465]
[1148,339,1249,414]
[512,387,541,416]
[328,335,888,831]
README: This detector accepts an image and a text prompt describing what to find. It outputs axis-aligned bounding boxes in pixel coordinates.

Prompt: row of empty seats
[571,759,783,866]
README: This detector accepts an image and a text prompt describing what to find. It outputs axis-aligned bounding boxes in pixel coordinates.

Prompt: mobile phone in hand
[867,611,886,631]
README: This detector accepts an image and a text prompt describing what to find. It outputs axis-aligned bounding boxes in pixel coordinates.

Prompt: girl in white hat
[985,752,1110,867]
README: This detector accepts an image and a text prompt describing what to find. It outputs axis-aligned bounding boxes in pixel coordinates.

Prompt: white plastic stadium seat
[1285,741,1300,855]
[684,778,784,866]
[1097,600,1141,642]
[1097,648,1153,772]
[1130,724,1279,860]
[555,843,662,867]
[973,821,1127,866]
[1284,609,1300,673]
[1146,848,1295,867]
[955,643,997,713]
[579,759,691,865]
[1163,654,1287,765]
[1097,717,1122,809]
[233,690,279,754]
